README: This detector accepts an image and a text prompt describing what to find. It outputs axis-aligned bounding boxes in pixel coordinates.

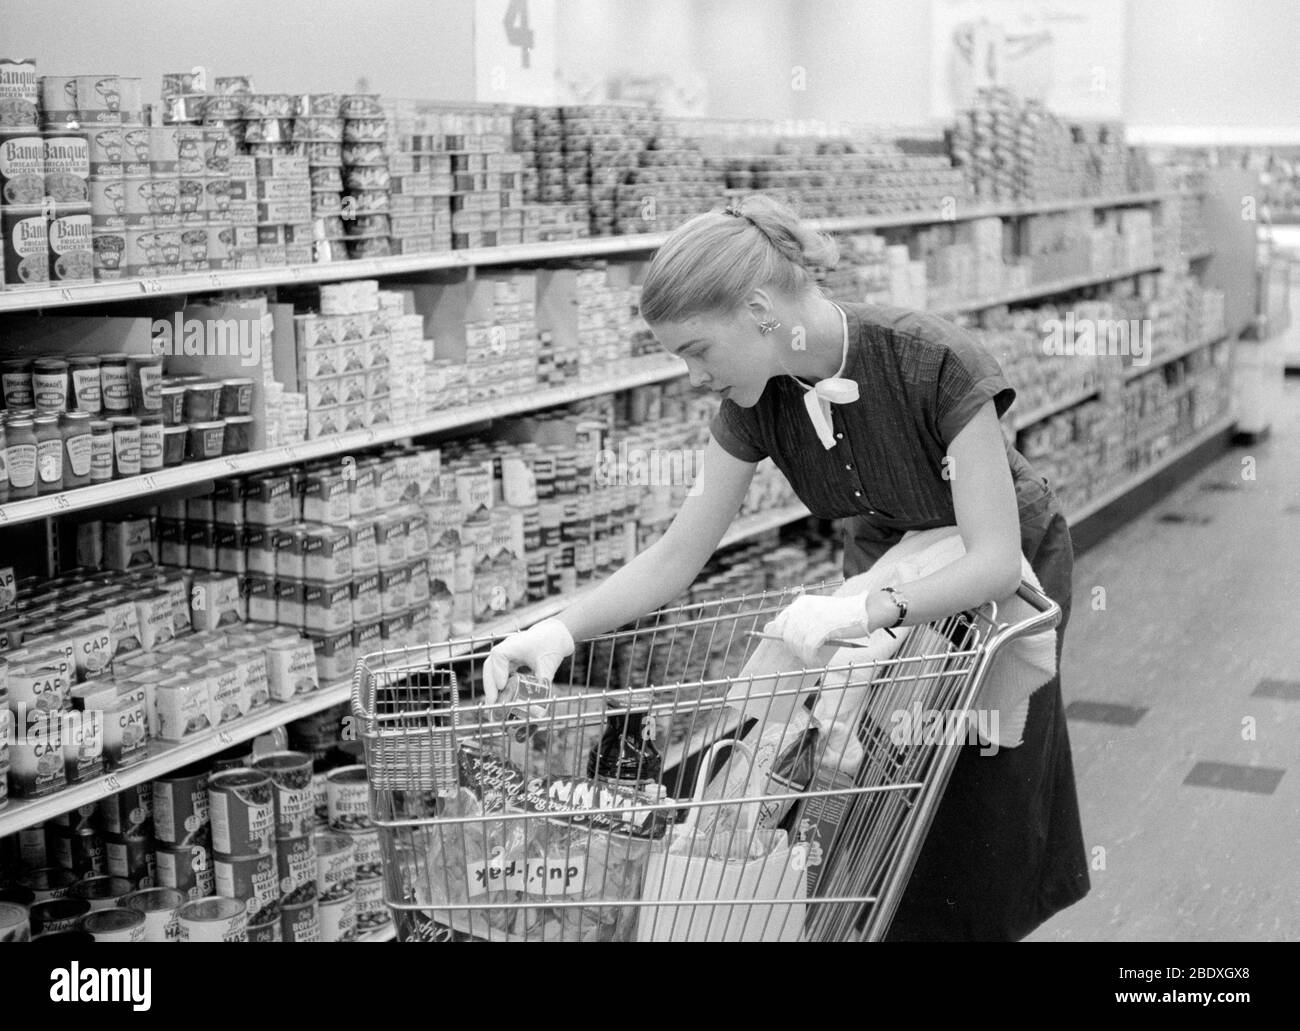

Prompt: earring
[757,317,782,335]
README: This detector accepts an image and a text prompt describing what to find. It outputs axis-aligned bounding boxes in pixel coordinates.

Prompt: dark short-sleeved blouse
[709,301,1063,578]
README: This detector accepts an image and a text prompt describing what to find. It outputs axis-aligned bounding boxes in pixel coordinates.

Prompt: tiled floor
[1026,380,1300,941]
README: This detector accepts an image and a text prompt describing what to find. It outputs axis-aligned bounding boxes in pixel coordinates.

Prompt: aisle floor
[1026,380,1300,942]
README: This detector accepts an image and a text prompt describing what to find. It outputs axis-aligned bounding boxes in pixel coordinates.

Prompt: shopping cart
[349,578,1060,942]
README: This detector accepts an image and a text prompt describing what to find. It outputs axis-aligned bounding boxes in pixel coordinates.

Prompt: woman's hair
[639,194,840,325]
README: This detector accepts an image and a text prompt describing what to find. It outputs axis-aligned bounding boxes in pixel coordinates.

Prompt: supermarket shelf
[1013,386,1101,432]
[0,356,687,529]
[1123,333,1229,381]
[933,263,1164,315]
[0,502,813,836]
[1066,412,1237,525]
[0,192,1177,315]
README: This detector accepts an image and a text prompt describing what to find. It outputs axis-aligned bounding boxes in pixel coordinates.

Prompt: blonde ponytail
[639,194,839,325]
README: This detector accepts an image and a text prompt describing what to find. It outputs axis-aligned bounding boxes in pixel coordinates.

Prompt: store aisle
[1028,382,1300,942]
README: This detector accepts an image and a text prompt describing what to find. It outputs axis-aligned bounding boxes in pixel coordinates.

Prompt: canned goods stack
[326,763,387,936]
[337,94,391,260]
[291,92,347,262]
[613,116,722,235]
[379,99,453,255]
[456,273,541,408]
[207,766,282,939]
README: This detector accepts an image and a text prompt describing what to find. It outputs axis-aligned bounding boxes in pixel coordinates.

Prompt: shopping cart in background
[350,579,1060,942]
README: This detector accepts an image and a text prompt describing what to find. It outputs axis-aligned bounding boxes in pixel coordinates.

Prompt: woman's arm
[866,399,1023,630]
[555,438,758,641]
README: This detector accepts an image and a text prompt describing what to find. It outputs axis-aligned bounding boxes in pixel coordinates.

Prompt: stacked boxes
[339,94,391,260]
[294,279,391,439]
[249,154,313,269]
[535,264,641,385]
[380,100,452,254]
[462,273,540,404]
[616,118,719,233]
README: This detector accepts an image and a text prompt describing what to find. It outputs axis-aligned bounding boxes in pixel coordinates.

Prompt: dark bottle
[759,724,821,830]
[587,701,662,790]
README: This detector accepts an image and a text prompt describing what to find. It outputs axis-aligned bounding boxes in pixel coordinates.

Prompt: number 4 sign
[503,0,534,68]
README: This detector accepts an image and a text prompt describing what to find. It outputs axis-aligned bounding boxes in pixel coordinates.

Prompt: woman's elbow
[992,555,1023,600]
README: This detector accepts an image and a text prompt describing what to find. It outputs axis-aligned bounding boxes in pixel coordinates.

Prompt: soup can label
[2,205,49,286]
[153,843,214,899]
[99,781,153,838]
[152,769,210,846]
[177,177,205,224]
[318,893,356,942]
[248,919,282,943]
[118,887,183,942]
[209,769,275,855]
[91,229,126,279]
[0,132,45,205]
[276,835,318,906]
[75,75,122,124]
[313,830,356,902]
[354,876,388,931]
[87,126,123,176]
[43,133,89,205]
[29,897,91,937]
[148,125,179,173]
[120,127,150,177]
[39,75,79,128]
[326,765,371,830]
[48,209,93,282]
[281,900,321,942]
[214,850,279,924]
[253,751,315,839]
[106,835,155,887]
[177,896,247,942]
[344,826,382,880]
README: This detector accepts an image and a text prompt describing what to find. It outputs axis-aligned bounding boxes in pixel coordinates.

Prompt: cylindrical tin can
[275,834,317,906]
[48,207,93,282]
[74,75,122,125]
[0,131,45,205]
[17,866,77,902]
[119,886,183,942]
[67,826,109,877]
[91,228,126,280]
[61,800,100,833]
[354,875,389,932]
[153,842,214,900]
[0,901,30,942]
[208,768,275,855]
[68,874,134,912]
[42,131,89,206]
[83,906,146,942]
[248,918,282,942]
[105,833,154,887]
[253,751,315,839]
[18,825,49,869]
[318,892,356,942]
[122,175,154,228]
[177,895,247,942]
[152,764,210,845]
[86,126,124,177]
[325,764,370,830]
[30,930,94,945]
[313,830,355,902]
[281,900,321,942]
[39,75,80,129]
[2,204,49,286]
[342,826,382,880]
[99,780,152,838]
[213,849,279,925]
[90,175,125,228]
[117,77,143,126]
[148,125,179,174]
[120,126,150,177]
[29,896,91,937]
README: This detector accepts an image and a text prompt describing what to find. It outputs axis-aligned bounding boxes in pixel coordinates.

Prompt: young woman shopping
[483,195,1090,941]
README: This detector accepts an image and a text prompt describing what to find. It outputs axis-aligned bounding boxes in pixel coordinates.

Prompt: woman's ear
[743,287,777,329]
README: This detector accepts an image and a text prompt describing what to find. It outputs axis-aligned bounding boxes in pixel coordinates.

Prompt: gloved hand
[769,592,873,666]
[481,617,575,705]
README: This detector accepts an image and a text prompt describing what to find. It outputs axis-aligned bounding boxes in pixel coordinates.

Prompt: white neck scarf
[791,303,859,449]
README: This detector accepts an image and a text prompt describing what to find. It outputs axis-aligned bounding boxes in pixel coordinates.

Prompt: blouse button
[836,433,843,440]
[844,463,852,471]
[854,491,862,498]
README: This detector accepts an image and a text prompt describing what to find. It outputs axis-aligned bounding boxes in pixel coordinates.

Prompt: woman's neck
[773,295,849,382]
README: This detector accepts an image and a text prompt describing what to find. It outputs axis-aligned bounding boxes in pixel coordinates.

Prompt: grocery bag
[637,741,807,942]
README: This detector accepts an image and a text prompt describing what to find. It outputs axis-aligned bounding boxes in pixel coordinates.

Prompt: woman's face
[651,309,774,407]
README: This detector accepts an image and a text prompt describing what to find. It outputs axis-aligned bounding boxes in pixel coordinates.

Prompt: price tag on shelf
[140,278,164,294]
[218,729,235,746]
[100,773,123,796]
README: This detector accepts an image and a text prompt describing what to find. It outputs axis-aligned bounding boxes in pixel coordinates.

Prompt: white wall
[2,0,477,106]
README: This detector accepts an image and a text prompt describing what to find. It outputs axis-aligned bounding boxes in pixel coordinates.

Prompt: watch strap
[882,586,908,628]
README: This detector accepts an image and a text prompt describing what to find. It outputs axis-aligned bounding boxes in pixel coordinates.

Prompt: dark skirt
[847,508,1091,941]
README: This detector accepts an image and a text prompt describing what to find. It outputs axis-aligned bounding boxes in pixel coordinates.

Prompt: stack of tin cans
[339,94,392,260]
[294,92,348,262]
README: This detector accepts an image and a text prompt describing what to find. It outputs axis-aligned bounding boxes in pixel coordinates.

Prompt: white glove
[481,617,575,705]
[769,593,873,667]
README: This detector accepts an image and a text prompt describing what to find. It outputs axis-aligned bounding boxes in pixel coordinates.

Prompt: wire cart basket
[350,578,1060,942]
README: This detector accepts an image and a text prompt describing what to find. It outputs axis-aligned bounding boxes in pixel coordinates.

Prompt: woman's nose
[686,362,709,389]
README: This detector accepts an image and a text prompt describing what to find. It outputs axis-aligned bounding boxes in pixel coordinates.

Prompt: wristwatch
[881,586,908,629]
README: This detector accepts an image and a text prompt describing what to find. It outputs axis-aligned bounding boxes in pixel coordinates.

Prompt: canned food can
[0,901,30,942]
[17,866,77,902]
[117,77,143,126]
[0,131,45,205]
[208,768,275,855]
[48,207,93,282]
[213,849,279,924]
[82,906,146,942]
[118,886,184,942]
[281,899,321,942]
[120,126,150,177]
[318,892,356,942]
[86,126,123,176]
[354,875,389,931]
[311,770,330,828]
[2,205,49,286]
[152,764,210,845]
[325,764,371,830]
[43,132,89,206]
[39,75,80,129]
[74,75,122,125]
[154,842,214,900]
[91,228,126,279]
[68,826,109,877]
[253,751,315,839]
[68,874,134,912]
[177,895,247,942]
[62,800,100,833]
[342,826,382,880]
[98,780,152,838]
[275,834,317,906]
[247,918,282,942]
[105,833,154,887]
[29,897,91,936]
[148,125,179,173]
[313,830,355,902]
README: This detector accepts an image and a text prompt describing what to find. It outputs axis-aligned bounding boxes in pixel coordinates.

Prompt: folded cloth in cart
[725,527,1056,749]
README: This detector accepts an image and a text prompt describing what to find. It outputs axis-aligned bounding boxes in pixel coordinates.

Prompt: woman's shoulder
[846,300,979,351]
